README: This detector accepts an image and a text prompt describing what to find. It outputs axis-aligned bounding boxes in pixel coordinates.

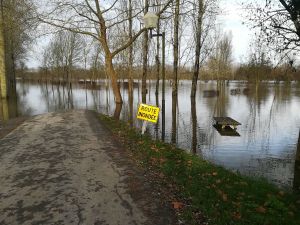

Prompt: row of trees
[1,1,300,103]
[34,0,223,103]
[0,0,36,98]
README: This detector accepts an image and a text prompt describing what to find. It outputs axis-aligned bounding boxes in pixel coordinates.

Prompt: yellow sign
[137,103,160,123]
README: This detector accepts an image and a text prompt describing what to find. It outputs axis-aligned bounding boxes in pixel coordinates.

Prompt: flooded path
[0,110,175,225]
[1,80,300,189]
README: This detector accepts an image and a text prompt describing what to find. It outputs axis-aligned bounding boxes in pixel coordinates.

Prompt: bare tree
[191,0,204,98]
[207,32,233,80]
[0,0,36,98]
[186,0,219,97]
[142,0,149,103]
[247,0,300,53]
[37,0,173,105]
[43,31,84,84]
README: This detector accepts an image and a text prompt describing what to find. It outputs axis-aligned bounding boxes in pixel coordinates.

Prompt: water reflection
[0,89,18,121]
[294,130,300,191]
[6,80,300,190]
[213,125,240,136]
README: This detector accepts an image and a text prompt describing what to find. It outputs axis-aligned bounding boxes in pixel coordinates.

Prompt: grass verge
[99,114,300,225]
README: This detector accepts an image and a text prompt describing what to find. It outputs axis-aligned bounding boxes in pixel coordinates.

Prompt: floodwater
[1,79,300,191]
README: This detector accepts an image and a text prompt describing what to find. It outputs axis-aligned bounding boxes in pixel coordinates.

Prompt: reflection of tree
[0,88,18,121]
[171,95,178,144]
[245,82,271,148]
[294,130,300,191]
[0,98,9,121]
[91,89,100,110]
[39,83,74,112]
[246,82,293,149]
[214,81,229,116]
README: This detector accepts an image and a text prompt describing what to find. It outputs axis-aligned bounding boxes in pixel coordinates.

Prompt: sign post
[137,103,160,135]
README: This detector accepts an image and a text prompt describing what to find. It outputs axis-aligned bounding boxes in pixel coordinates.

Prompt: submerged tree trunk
[191,0,204,98]
[172,0,180,144]
[294,129,300,191]
[142,0,149,103]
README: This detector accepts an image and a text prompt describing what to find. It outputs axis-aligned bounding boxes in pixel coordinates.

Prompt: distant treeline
[19,63,300,82]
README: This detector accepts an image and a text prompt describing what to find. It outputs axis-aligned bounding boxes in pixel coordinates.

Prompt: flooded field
[1,80,300,190]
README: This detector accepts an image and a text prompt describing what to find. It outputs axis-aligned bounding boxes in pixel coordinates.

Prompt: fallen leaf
[222,193,228,202]
[212,172,218,176]
[240,181,248,186]
[172,201,184,209]
[232,211,242,220]
[278,191,285,196]
[217,190,223,195]
[216,179,222,184]
[256,206,267,214]
[159,158,166,164]
[158,173,165,178]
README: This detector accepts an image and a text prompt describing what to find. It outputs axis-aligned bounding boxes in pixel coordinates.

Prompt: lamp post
[143,12,166,140]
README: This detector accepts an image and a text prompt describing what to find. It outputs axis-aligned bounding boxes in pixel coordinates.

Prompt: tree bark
[128,0,134,126]
[191,0,204,98]
[294,129,300,191]
[142,0,149,103]
[172,0,180,143]
[155,18,160,98]
[105,54,122,104]
[191,97,197,154]
[0,0,7,99]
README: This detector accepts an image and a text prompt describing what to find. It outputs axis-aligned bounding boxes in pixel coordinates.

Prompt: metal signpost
[136,103,160,135]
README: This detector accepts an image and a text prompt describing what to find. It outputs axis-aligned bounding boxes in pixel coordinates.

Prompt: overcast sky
[219,0,254,64]
[26,0,254,68]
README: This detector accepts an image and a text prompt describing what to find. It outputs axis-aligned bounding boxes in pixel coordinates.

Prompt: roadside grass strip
[99,114,300,225]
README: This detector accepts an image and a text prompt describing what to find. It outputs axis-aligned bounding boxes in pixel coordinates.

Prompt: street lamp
[143,12,166,140]
[143,12,158,29]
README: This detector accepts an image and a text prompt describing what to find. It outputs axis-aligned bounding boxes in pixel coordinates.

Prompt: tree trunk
[142,0,149,103]
[105,54,122,104]
[128,0,134,126]
[191,97,197,154]
[155,18,160,98]
[172,0,180,144]
[191,0,204,98]
[0,1,7,99]
[294,129,300,191]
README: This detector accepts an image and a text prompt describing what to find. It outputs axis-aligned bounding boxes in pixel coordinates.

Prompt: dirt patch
[0,117,27,139]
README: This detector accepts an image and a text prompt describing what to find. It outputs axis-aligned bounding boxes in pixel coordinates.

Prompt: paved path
[0,110,175,225]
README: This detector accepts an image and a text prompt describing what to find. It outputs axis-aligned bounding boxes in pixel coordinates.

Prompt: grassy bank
[99,115,300,225]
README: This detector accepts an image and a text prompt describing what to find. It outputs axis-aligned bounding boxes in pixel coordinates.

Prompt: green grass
[99,114,300,225]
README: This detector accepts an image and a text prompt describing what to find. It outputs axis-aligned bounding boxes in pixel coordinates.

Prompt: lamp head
[143,12,158,29]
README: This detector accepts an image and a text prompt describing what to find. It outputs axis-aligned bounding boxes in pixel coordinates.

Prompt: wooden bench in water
[213,117,241,130]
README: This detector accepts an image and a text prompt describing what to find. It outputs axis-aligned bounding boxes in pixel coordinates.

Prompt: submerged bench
[213,117,241,130]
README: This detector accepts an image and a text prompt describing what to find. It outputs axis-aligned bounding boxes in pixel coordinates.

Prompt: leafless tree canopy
[247,0,300,53]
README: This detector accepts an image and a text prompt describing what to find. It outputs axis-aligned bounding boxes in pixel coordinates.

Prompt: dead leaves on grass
[172,201,184,209]
[256,206,267,214]
[216,190,228,202]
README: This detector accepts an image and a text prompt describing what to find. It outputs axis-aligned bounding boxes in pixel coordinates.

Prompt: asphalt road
[0,110,175,225]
